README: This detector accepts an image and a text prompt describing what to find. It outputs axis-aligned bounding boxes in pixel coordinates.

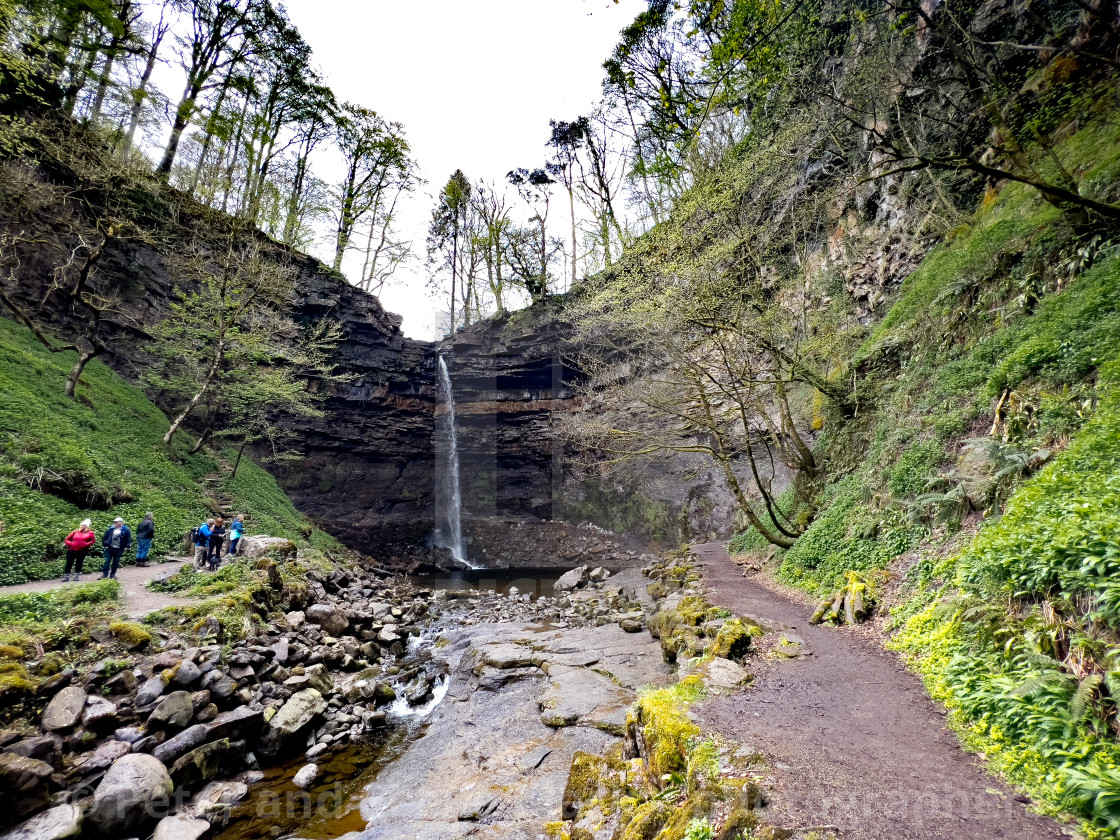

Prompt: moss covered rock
[709,618,758,661]
[109,620,152,649]
[619,800,672,839]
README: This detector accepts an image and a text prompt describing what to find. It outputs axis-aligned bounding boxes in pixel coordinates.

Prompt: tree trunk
[159,87,196,176]
[164,341,224,444]
[122,27,162,157]
[568,185,577,289]
[89,43,118,123]
[230,438,249,479]
[64,347,98,398]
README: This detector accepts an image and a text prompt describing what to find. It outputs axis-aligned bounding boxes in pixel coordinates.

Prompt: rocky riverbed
[0,544,693,840]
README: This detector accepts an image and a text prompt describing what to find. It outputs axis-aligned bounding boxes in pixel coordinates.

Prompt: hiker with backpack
[135,512,155,567]
[207,517,227,571]
[100,517,131,579]
[62,519,96,582]
[193,519,213,568]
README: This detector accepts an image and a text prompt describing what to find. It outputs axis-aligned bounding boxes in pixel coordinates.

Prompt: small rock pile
[434,561,654,633]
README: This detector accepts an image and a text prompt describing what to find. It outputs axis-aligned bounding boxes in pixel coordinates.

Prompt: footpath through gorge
[0,540,1073,840]
[692,543,1067,840]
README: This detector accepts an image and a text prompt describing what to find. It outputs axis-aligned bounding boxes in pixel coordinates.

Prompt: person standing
[193,519,213,568]
[62,519,96,582]
[136,512,155,567]
[227,514,244,557]
[207,517,226,572]
[100,517,131,579]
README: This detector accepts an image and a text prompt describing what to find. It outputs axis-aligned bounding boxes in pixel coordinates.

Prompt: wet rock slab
[354,622,673,839]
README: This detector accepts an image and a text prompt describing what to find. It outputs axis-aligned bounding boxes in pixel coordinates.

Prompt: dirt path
[692,542,1070,840]
[0,559,200,619]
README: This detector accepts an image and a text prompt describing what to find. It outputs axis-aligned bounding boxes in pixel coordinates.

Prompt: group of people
[62,512,155,582]
[192,515,244,572]
[60,511,245,582]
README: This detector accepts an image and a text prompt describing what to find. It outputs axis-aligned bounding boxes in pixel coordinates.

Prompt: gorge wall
[0,151,768,567]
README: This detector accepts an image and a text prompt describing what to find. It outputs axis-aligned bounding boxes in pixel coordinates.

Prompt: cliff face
[0,151,770,566]
[438,303,778,552]
[268,269,435,558]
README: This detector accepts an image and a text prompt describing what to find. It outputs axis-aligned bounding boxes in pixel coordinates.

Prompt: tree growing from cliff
[427,170,472,332]
[505,166,556,302]
[158,0,263,177]
[0,161,140,398]
[330,103,415,274]
[146,222,342,452]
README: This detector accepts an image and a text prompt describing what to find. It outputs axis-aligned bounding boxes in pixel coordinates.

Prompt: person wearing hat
[135,512,155,567]
[62,519,96,582]
[100,516,132,579]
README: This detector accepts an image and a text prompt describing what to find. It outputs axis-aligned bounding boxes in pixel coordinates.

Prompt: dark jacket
[102,524,132,551]
[137,519,155,540]
[208,525,227,548]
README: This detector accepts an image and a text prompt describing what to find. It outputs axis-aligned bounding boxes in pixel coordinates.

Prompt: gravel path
[0,559,200,618]
[692,542,1071,840]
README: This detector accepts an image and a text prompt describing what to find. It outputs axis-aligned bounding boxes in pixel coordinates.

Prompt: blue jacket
[194,524,212,546]
[102,524,132,551]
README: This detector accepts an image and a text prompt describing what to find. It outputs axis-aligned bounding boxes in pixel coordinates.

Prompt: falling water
[434,356,476,568]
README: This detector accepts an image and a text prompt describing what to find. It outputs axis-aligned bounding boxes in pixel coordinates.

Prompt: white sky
[280,0,647,339]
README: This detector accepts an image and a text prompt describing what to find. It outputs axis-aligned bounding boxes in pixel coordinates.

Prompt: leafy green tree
[158,0,262,177]
[330,103,413,272]
[505,167,556,302]
[427,170,471,331]
[146,223,300,445]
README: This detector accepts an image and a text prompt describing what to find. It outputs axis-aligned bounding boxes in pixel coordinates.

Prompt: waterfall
[434,356,476,568]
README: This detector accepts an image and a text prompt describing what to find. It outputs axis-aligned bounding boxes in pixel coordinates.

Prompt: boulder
[208,707,263,741]
[148,691,194,730]
[169,739,230,789]
[152,815,210,840]
[134,674,167,708]
[70,739,131,774]
[292,763,318,789]
[554,566,589,592]
[589,566,611,582]
[284,611,305,630]
[0,804,83,840]
[88,754,174,834]
[306,605,348,637]
[171,660,201,689]
[0,754,52,825]
[80,696,118,729]
[257,689,326,760]
[6,736,58,762]
[695,657,752,690]
[40,687,86,731]
[304,664,334,695]
[152,724,212,765]
[239,536,296,559]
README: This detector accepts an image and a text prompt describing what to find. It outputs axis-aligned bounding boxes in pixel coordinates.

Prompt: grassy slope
[0,315,319,585]
[742,118,1120,835]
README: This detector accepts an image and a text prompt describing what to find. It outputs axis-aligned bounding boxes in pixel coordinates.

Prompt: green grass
[0,579,120,626]
[0,316,319,584]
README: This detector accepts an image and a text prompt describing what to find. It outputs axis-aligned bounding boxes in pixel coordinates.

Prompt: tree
[506,166,556,302]
[158,0,261,177]
[470,179,511,313]
[547,119,583,288]
[427,170,471,332]
[0,162,138,398]
[146,222,296,445]
[330,103,413,272]
[120,0,171,157]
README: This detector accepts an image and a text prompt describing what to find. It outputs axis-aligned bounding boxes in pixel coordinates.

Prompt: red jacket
[65,529,96,551]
